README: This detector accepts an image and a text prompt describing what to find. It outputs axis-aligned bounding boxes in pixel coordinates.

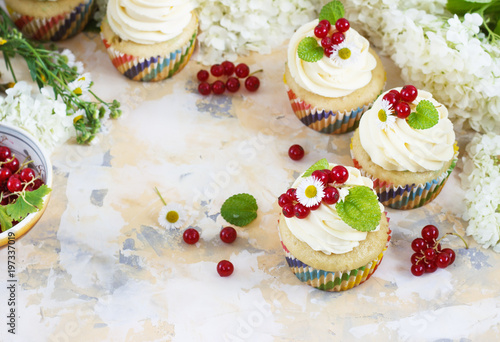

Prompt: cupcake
[100,0,198,82]
[5,0,94,41]
[351,86,458,210]
[277,160,391,291]
[284,1,385,134]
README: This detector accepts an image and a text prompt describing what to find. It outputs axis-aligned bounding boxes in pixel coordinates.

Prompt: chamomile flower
[296,176,325,207]
[68,73,91,98]
[376,99,396,131]
[330,41,360,67]
[338,187,350,203]
[158,203,187,230]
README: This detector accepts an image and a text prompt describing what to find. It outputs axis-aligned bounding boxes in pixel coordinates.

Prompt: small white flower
[61,49,76,66]
[330,41,361,67]
[68,73,91,97]
[376,99,397,131]
[296,176,325,207]
[158,203,187,230]
[338,187,350,203]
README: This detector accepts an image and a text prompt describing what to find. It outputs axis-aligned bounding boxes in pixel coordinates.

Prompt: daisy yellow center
[166,210,179,223]
[338,48,351,60]
[305,185,317,198]
[378,109,387,122]
[74,87,83,96]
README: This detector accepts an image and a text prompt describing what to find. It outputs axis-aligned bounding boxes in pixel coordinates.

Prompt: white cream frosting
[359,88,456,172]
[107,0,194,45]
[284,165,383,255]
[287,20,376,98]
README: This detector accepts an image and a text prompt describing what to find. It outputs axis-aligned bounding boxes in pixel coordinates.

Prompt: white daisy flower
[158,203,187,230]
[296,176,325,208]
[330,41,361,67]
[338,187,350,203]
[68,73,91,97]
[376,99,397,131]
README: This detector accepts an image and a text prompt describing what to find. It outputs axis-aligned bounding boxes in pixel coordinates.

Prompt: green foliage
[407,100,439,130]
[221,193,258,227]
[336,186,381,232]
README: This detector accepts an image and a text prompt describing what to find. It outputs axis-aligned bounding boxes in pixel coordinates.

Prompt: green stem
[436,232,469,249]
[154,187,167,206]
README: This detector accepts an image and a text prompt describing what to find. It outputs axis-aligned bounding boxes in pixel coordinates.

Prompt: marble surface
[1,30,500,342]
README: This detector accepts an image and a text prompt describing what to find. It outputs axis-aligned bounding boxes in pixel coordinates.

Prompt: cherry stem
[249,69,263,76]
[154,187,167,206]
[436,232,469,249]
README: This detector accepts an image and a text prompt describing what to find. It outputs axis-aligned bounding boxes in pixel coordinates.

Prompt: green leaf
[302,158,330,177]
[494,18,500,35]
[297,37,324,63]
[0,206,13,232]
[5,185,51,221]
[407,99,440,130]
[335,186,381,232]
[319,0,345,25]
[220,193,258,227]
[446,0,492,15]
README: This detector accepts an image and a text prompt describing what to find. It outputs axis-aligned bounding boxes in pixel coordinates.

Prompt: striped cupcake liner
[278,220,391,292]
[285,86,372,134]
[7,0,94,41]
[101,29,197,82]
[351,145,459,210]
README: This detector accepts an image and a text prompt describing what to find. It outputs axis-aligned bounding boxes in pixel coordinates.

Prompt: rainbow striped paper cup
[7,0,94,41]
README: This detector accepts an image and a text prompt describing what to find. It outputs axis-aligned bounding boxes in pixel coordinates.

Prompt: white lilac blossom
[460,133,500,253]
[344,0,500,134]
[0,82,73,153]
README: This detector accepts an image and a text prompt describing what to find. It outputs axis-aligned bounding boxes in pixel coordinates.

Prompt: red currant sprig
[197,62,261,95]
[410,224,468,276]
[313,18,350,58]
[382,85,418,119]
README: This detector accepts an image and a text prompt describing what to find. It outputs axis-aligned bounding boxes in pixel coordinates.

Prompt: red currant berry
[311,170,329,185]
[288,144,304,161]
[7,176,22,193]
[4,157,19,173]
[411,252,423,265]
[421,224,439,243]
[335,18,350,33]
[33,179,43,190]
[425,261,437,273]
[411,238,427,253]
[331,165,349,184]
[217,260,234,277]
[382,92,398,108]
[400,85,418,103]
[220,226,237,243]
[282,203,295,218]
[321,36,333,49]
[285,188,297,201]
[210,64,224,77]
[324,45,334,57]
[212,80,226,95]
[0,146,12,162]
[226,77,240,93]
[321,169,332,183]
[331,32,345,45]
[411,264,425,276]
[197,69,209,82]
[183,228,199,244]
[395,102,411,119]
[318,19,331,32]
[322,186,339,205]
[20,167,35,183]
[198,82,211,96]
[294,203,310,219]
[244,76,260,92]
[436,252,450,268]
[388,89,401,102]
[442,248,456,265]
[221,61,235,76]
[235,63,250,78]
[0,167,11,182]
[278,193,292,208]
[314,24,328,39]
[423,247,437,261]
[309,203,321,211]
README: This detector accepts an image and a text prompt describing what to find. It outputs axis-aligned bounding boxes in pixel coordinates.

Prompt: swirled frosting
[359,88,456,172]
[287,20,376,98]
[284,165,383,255]
[107,0,194,45]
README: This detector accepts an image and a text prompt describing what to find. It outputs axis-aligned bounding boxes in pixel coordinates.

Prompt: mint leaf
[0,207,12,232]
[319,0,345,25]
[297,37,324,62]
[407,99,439,130]
[335,186,381,232]
[5,185,51,221]
[221,193,258,227]
[302,158,330,177]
